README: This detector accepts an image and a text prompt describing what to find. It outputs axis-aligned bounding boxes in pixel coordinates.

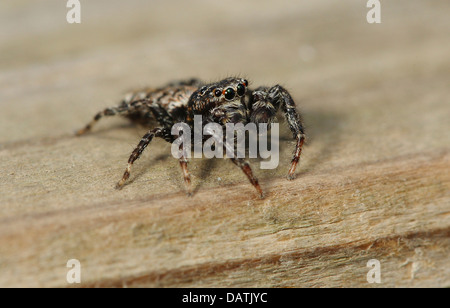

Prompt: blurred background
[1,0,449,161]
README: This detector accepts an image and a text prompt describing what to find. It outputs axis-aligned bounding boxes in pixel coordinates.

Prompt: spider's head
[188,77,249,124]
[209,77,249,104]
[190,77,248,111]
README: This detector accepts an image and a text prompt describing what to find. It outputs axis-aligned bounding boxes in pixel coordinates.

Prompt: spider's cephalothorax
[76,77,305,198]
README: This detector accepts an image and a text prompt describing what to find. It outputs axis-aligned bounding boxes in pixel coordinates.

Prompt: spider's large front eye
[224,88,235,100]
[237,83,246,96]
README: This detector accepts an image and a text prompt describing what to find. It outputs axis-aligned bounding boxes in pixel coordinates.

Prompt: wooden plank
[0,0,449,287]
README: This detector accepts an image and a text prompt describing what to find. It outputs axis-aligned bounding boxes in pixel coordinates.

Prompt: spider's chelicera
[76,77,306,198]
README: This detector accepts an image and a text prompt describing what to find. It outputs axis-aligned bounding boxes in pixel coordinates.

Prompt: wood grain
[0,0,449,287]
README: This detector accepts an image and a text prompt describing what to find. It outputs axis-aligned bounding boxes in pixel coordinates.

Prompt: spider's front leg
[231,158,264,199]
[178,142,193,196]
[249,85,306,180]
[203,124,264,198]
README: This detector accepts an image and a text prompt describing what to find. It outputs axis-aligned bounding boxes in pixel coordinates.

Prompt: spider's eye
[224,88,235,100]
[243,79,248,87]
[214,89,222,97]
[237,83,246,96]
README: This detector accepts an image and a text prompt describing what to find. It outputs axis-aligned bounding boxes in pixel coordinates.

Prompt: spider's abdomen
[123,85,197,125]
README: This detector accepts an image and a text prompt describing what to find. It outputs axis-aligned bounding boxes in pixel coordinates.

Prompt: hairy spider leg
[179,155,192,196]
[116,126,193,196]
[231,158,264,199]
[78,89,196,195]
[75,98,149,136]
[116,127,173,189]
[275,85,306,180]
[252,85,306,180]
[202,124,263,198]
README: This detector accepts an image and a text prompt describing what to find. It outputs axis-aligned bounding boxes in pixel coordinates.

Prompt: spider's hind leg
[76,98,148,136]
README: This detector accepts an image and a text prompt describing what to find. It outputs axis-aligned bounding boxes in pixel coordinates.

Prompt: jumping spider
[76,77,305,198]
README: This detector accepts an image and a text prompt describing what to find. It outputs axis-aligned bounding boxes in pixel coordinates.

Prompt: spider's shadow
[256,109,346,183]
[298,109,346,174]
[190,109,346,195]
[129,146,218,194]
[192,159,218,194]
[100,110,345,194]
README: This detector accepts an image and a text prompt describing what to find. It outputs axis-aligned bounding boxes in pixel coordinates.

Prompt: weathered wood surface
[0,0,449,287]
